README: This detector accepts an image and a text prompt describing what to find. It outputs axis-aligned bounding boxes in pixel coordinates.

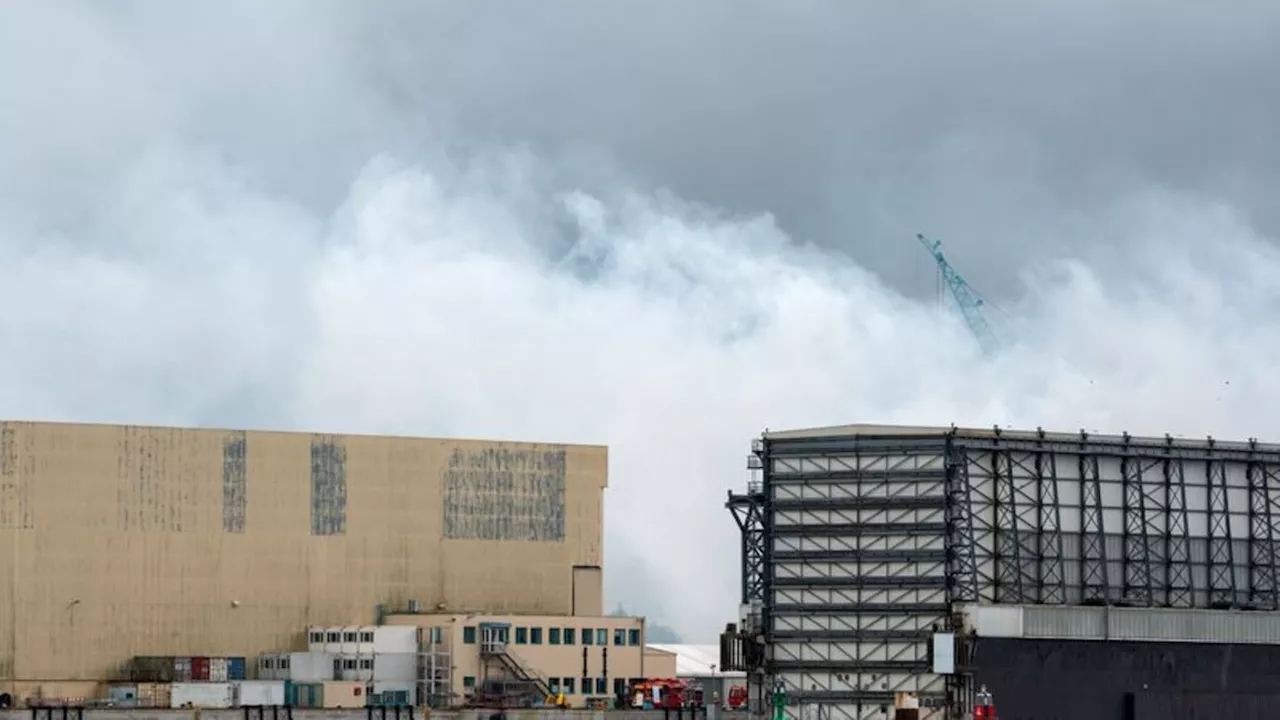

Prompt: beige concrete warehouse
[0,420,607,701]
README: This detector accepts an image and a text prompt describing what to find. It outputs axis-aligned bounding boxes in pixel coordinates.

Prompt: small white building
[645,644,746,704]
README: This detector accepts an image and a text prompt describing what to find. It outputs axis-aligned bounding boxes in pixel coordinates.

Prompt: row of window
[311,630,375,644]
[461,626,641,647]
[463,676,640,696]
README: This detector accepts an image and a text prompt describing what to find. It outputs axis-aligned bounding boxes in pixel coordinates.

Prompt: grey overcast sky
[5,1,1280,638]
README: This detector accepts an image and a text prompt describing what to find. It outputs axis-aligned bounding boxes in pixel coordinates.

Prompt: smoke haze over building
[3,0,1280,639]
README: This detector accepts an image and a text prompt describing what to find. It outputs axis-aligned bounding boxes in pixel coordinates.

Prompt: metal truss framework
[727,427,1280,720]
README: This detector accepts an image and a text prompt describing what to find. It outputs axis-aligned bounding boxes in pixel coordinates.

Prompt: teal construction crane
[914,233,999,355]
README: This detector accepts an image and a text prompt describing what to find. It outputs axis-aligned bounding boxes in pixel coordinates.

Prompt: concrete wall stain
[442,446,566,541]
[221,432,247,533]
[310,436,347,536]
[0,423,33,529]
[116,427,186,532]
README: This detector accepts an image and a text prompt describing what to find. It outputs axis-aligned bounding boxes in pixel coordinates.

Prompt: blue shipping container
[228,657,247,681]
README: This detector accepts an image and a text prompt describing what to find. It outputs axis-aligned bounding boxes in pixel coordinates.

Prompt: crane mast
[915,233,999,355]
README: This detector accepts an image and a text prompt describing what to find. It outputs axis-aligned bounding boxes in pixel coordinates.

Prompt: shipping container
[371,653,417,682]
[320,681,366,708]
[284,652,338,682]
[192,656,211,681]
[338,654,373,681]
[131,657,177,683]
[340,626,362,655]
[257,654,278,681]
[107,684,137,706]
[323,626,344,654]
[174,657,193,683]
[210,657,229,682]
[135,683,172,708]
[371,682,416,707]
[372,626,419,654]
[236,680,288,707]
[284,681,299,708]
[170,682,235,709]
[228,657,247,681]
[307,626,326,653]
[293,682,321,708]
[356,625,376,654]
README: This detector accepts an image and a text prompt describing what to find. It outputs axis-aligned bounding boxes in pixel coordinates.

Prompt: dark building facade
[726,423,1280,720]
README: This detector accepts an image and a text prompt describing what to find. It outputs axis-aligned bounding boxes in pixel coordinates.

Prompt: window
[564,628,576,645]
[342,658,356,670]
[428,627,443,644]
[326,632,340,643]
[261,657,274,670]
[563,678,576,694]
[613,678,626,697]
[613,629,626,646]
[360,631,374,643]
[549,628,561,645]
[463,676,476,688]
[359,658,372,670]
[595,677,607,694]
[308,631,323,644]
[581,677,591,695]
[279,657,290,670]
[343,631,357,643]
[463,626,477,644]
[582,629,593,646]
[531,627,543,644]
[596,629,608,645]
[549,678,560,692]
[515,627,528,644]
[628,629,641,646]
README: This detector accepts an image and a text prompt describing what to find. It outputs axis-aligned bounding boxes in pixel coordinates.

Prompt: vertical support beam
[1265,462,1280,612]
[991,430,1023,603]
[1163,437,1192,608]
[1121,433,1154,606]
[1246,439,1277,609]
[1078,432,1108,604]
[945,431,978,720]
[1035,428,1066,604]
[1206,437,1236,608]
[946,433,979,604]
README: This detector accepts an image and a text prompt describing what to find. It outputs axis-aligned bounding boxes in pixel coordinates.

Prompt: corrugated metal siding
[1022,606,1106,639]
[1017,605,1280,645]
[1,420,607,687]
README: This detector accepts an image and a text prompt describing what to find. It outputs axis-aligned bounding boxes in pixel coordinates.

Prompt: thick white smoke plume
[5,1,1280,639]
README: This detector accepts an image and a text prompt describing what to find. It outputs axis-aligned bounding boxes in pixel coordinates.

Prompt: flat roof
[0,418,606,450]
[761,423,1280,453]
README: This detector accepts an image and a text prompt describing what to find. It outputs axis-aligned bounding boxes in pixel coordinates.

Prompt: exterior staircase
[479,624,553,702]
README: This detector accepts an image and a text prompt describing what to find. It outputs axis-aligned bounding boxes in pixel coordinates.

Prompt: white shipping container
[372,626,420,654]
[323,626,344,654]
[236,680,288,707]
[307,626,326,653]
[211,657,229,682]
[372,653,418,681]
[286,652,338,682]
[337,654,372,681]
[171,682,235,708]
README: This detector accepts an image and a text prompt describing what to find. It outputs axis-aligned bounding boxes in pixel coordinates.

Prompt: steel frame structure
[726,425,1280,720]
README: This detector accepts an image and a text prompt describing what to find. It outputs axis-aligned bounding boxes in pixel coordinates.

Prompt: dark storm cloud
[4,1,1280,639]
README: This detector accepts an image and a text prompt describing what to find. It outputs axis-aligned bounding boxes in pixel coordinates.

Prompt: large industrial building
[725,423,1280,720]
[0,420,607,702]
